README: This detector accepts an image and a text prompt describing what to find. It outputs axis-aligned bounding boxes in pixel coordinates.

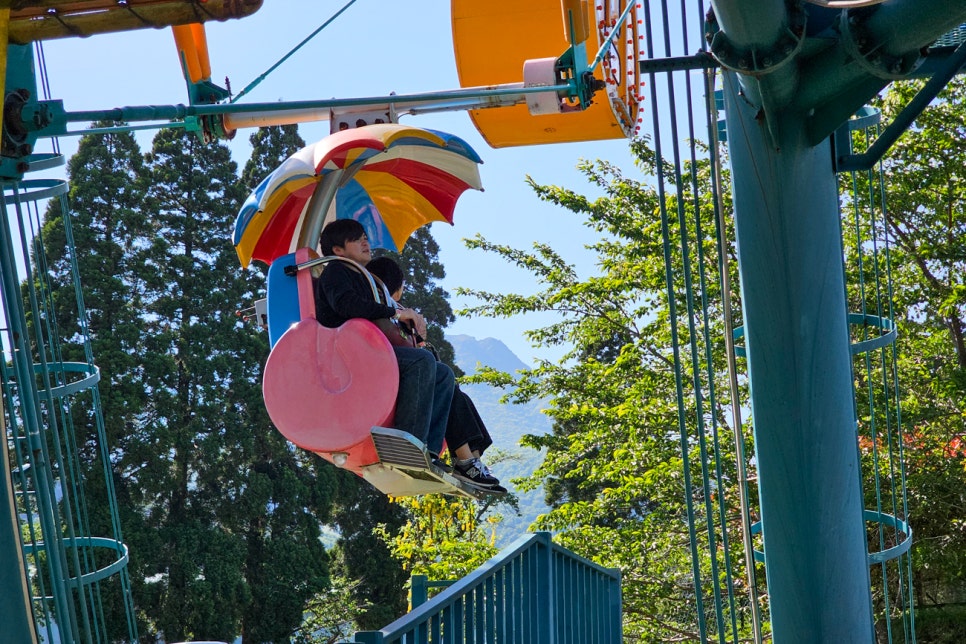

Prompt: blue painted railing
[353,532,622,643]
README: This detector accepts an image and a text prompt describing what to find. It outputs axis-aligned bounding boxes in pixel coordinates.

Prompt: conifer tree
[235,126,342,643]
[130,126,341,642]
[43,126,150,446]
[240,123,305,190]
[115,128,254,641]
[329,479,410,629]
[39,125,150,640]
[106,127,333,642]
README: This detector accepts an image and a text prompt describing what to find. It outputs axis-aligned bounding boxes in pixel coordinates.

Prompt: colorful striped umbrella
[233,123,484,268]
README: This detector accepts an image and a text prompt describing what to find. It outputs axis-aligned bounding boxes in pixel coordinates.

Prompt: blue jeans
[392,347,453,455]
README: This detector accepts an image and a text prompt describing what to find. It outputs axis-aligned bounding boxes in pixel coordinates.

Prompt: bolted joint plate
[839,7,925,80]
[705,0,807,76]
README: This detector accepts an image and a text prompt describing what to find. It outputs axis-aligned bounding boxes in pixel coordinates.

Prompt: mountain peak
[447,334,530,376]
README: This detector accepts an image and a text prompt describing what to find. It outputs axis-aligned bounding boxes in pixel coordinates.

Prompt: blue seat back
[266,252,301,349]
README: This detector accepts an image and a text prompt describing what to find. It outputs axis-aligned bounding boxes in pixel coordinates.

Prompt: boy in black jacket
[316,220,452,469]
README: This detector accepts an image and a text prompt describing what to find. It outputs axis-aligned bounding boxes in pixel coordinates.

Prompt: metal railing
[353,532,622,644]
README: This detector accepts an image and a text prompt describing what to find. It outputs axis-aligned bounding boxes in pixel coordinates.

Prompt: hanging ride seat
[261,248,488,499]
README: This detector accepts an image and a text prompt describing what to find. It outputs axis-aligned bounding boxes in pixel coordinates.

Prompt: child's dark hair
[319,219,366,256]
[366,256,404,294]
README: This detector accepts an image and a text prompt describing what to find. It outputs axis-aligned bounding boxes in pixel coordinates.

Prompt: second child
[367,255,503,491]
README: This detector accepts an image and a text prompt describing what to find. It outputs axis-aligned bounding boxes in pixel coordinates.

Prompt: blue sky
[37,0,638,365]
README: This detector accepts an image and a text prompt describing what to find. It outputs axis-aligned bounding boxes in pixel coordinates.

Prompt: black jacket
[315,260,396,328]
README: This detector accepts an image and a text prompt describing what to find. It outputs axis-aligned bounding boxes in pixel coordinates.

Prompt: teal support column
[0,56,37,643]
[722,72,874,642]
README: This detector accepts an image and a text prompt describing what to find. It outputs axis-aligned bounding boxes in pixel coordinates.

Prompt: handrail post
[411,574,428,609]
[611,567,623,643]
[353,632,384,643]
[536,531,555,644]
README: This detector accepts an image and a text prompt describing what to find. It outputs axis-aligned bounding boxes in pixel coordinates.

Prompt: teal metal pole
[706,0,800,113]
[0,393,39,644]
[537,531,555,644]
[410,574,429,608]
[722,71,874,642]
[0,189,77,642]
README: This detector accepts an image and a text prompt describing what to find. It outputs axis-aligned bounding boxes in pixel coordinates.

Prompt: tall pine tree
[118,128,254,641]
[50,126,151,441]
[39,125,150,641]
[235,126,343,643]
[124,126,342,642]
[46,123,343,642]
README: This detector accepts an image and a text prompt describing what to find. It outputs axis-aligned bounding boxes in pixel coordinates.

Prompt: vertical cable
[641,0,709,635]
[706,67,763,643]
[873,123,917,644]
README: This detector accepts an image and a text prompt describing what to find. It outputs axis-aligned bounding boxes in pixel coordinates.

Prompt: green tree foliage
[455,140,759,642]
[374,496,499,584]
[38,124,149,641]
[293,574,372,644]
[127,128,263,641]
[42,125,150,446]
[860,78,966,622]
[240,123,305,190]
[329,481,409,629]
[444,81,966,641]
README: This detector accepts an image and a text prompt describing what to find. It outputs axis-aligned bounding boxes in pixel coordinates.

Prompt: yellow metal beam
[7,0,262,43]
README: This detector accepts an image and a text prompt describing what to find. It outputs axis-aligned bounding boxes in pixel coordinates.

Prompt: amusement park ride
[0,2,646,641]
[0,1,648,503]
[2,0,966,642]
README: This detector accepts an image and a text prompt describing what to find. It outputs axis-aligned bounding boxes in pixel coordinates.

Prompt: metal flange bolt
[705,0,807,76]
